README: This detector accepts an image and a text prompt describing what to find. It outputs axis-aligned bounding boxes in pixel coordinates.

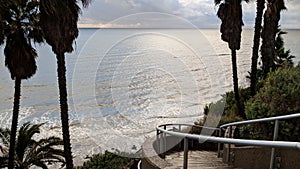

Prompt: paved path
[165,150,235,169]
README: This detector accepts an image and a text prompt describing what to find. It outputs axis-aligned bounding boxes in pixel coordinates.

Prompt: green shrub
[242,66,300,141]
[75,150,136,169]
[196,87,251,128]
[223,87,251,119]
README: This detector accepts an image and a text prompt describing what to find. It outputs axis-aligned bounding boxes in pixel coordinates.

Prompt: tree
[261,0,286,76]
[216,0,247,119]
[0,1,43,168]
[249,0,265,96]
[0,122,65,169]
[39,1,91,168]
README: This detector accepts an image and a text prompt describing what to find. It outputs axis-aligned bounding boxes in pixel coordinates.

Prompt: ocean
[0,28,299,165]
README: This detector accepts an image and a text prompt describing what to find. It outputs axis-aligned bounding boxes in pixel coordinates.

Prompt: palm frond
[24,135,65,167]
[0,156,8,168]
[0,128,10,146]
[31,161,48,169]
[215,0,222,5]
[275,0,286,11]
[0,123,65,168]
[16,123,42,158]
[4,33,38,80]
[40,0,81,54]
[0,17,5,45]
[81,0,92,8]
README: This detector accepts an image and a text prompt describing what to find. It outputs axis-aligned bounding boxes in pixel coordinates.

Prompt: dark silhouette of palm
[250,0,265,96]
[261,0,286,76]
[216,0,246,119]
[39,1,91,168]
[0,1,43,168]
[0,122,65,169]
[274,27,295,68]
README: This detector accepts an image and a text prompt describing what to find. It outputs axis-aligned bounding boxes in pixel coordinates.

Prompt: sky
[78,0,300,29]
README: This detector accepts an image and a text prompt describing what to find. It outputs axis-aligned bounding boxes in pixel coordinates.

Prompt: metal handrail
[156,113,300,169]
[156,124,221,169]
[157,123,220,132]
[219,113,300,169]
[156,126,300,149]
[220,113,300,129]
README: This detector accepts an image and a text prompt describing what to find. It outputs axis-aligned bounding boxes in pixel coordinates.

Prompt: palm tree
[0,122,65,169]
[39,1,91,168]
[274,27,295,68]
[261,0,286,76]
[216,0,247,119]
[249,0,265,96]
[0,1,43,168]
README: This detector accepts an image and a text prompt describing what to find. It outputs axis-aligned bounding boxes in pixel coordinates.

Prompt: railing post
[162,125,166,158]
[183,137,188,169]
[226,126,232,163]
[156,129,160,155]
[217,129,221,158]
[178,125,182,150]
[269,120,279,169]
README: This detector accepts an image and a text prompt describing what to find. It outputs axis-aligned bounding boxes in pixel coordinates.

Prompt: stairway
[165,150,236,169]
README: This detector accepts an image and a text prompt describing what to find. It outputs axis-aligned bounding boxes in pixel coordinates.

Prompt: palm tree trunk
[250,0,265,96]
[56,52,73,169]
[231,49,245,119]
[8,77,21,169]
[261,1,280,77]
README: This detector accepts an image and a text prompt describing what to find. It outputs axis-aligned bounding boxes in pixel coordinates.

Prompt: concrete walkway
[165,150,235,169]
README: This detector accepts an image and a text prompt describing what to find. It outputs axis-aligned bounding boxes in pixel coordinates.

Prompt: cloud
[79,0,300,29]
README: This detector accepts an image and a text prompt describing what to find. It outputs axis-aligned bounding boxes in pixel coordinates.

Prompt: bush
[242,66,300,141]
[75,150,137,169]
[223,87,251,119]
[196,87,250,128]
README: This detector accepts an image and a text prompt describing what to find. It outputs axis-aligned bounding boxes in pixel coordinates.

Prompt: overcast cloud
[78,0,300,29]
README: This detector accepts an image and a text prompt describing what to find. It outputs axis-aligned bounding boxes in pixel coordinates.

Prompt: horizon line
[77,27,300,30]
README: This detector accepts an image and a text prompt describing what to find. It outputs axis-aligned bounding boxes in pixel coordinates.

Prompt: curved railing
[156,113,300,169]
[219,113,300,169]
[220,113,300,128]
